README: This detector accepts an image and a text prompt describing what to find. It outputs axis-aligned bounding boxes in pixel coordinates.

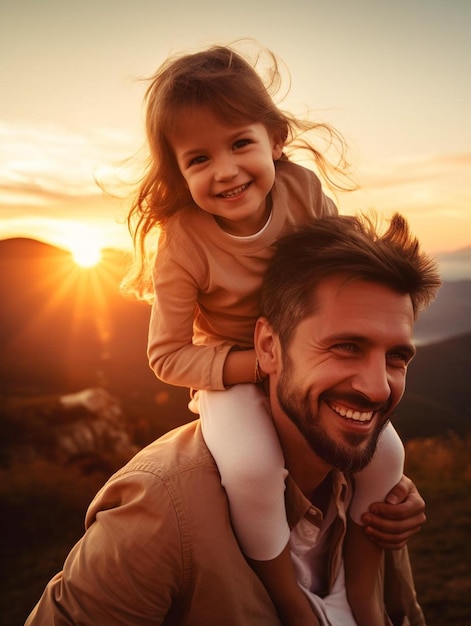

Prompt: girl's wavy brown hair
[123,41,355,301]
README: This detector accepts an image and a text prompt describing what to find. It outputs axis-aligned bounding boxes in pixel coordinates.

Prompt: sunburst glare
[71,244,103,268]
[60,225,105,269]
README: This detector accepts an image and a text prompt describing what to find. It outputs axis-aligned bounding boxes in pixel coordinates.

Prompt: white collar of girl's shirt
[222,207,274,242]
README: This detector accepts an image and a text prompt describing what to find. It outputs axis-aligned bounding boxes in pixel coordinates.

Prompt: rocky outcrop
[1,387,138,472]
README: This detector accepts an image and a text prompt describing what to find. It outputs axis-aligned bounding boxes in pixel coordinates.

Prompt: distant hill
[0,237,469,441]
[414,280,471,344]
[437,245,471,281]
[395,332,471,440]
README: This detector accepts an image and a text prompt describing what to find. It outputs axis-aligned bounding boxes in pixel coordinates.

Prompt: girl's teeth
[221,184,247,198]
[331,404,373,422]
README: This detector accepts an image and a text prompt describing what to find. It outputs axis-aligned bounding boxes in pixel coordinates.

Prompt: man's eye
[332,343,358,354]
[387,352,411,366]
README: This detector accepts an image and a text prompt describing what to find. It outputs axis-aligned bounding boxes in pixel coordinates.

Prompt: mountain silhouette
[0,237,469,441]
[413,280,471,344]
[437,244,471,281]
[395,332,471,440]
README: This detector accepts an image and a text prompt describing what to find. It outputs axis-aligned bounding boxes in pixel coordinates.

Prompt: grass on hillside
[0,434,470,626]
[404,434,471,626]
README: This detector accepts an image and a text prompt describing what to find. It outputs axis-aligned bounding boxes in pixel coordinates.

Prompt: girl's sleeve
[308,169,338,218]
[322,193,338,217]
[147,235,232,391]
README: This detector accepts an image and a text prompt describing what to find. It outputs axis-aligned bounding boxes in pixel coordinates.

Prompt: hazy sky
[1,0,470,258]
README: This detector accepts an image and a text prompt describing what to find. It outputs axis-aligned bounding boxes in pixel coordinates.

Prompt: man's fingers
[363,523,422,550]
[363,506,426,525]
[361,507,426,551]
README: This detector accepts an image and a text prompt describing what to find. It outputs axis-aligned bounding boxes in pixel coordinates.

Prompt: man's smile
[330,402,374,423]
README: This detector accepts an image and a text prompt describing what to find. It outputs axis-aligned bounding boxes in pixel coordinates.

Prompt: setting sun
[57,224,106,269]
[71,243,103,268]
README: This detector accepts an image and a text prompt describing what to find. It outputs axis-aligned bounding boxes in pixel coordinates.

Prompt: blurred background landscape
[0,237,470,625]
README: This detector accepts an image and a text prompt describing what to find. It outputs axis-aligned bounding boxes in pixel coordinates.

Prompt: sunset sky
[1,0,470,269]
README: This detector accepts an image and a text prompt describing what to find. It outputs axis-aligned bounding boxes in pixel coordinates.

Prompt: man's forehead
[312,276,413,310]
[305,276,415,338]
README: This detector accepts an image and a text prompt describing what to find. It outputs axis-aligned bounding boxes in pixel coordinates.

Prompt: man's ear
[254,317,280,375]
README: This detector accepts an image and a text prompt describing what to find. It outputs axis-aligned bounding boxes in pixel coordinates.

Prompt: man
[26,212,440,625]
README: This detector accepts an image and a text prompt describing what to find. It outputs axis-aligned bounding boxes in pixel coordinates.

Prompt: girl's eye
[188,155,208,167]
[233,139,252,150]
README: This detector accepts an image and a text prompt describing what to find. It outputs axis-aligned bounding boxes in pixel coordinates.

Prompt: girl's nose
[213,156,238,181]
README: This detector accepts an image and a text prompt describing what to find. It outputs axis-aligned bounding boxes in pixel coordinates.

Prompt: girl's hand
[360,474,426,550]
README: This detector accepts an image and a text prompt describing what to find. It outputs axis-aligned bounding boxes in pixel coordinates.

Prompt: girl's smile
[217,182,251,199]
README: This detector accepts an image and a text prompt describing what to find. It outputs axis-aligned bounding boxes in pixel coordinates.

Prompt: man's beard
[276,357,389,473]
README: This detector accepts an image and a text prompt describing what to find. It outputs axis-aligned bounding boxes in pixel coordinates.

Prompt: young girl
[124,43,405,626]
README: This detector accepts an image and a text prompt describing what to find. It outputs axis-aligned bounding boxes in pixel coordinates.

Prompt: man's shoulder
[114,420,217,484]
[84,419,227,543]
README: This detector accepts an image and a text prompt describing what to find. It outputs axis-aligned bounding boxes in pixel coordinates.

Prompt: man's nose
[350,355,391,404]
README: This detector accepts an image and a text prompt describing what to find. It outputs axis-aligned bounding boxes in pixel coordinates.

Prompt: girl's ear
[272,139,284,161]
[254,317,280,375]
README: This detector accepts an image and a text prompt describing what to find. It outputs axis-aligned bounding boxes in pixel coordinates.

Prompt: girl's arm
[148,245,231,391]
[148,237,260,391]
[223,348,263,386]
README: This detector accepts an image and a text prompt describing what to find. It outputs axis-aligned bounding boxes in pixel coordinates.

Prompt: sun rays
[1,241,130,390]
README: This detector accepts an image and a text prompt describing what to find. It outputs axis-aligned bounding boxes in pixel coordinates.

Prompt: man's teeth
[220,184,248,198]
[331,404,373,422]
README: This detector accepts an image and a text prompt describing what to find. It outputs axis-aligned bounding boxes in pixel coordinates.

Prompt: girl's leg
[199,384,318,625]
[199,384,289,560]
[349,422,405,524]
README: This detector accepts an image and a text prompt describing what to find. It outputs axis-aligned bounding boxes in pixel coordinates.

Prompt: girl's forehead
[175,103,248,123]
[166,104,254,139]
[174,111,261,146]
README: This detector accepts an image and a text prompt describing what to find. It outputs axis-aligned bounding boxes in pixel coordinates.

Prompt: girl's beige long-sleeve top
[148,159,337,391]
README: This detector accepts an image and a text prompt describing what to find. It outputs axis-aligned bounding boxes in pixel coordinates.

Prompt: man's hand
[360,474,426,549]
